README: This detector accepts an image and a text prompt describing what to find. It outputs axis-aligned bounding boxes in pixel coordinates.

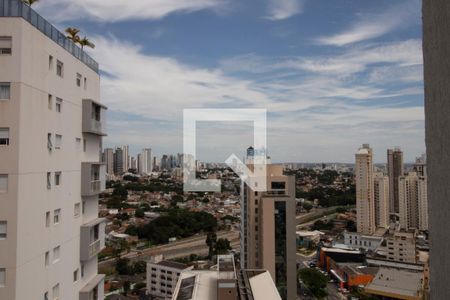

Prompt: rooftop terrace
[0,0,99,73]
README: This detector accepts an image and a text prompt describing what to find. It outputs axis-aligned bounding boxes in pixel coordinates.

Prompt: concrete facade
[0,2,106,299]
[240,164,297,300]
[423,0,450,298]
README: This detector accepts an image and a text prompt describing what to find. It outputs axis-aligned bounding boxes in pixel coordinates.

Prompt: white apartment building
[140,148,152,175]
[355,144,376,234]
[344,232,384,252]
[0,1,107,299]
[146,260,193,299]
[374,172,389,228]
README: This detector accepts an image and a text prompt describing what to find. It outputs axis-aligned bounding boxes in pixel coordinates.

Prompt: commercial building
[240,164,296,300]
[171,255,281,300]
[103,148,114,175]
[355,144,376,234]
[387,148,404,215]
[147,259,193,299]
[344,232,384,252]
[365,267,424,300]
[113,147,124,175]
[0,0,107,299]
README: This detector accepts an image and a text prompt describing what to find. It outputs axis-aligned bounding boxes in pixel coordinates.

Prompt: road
[99,230,240,268]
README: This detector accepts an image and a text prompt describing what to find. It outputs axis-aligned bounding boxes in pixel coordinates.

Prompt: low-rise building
[147,259,193,299]
[385,230,417,263]
[171,255,281,300]
[365,268,424,300]
[344,231,384,251]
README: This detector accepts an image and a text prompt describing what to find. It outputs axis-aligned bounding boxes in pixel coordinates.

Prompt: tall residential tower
[240,164,296,300]
[0,1,107,299]
[387,148,404,215]
[355,144,376,234]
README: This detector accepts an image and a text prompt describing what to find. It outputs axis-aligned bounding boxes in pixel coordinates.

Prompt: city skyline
[30,0,425,163]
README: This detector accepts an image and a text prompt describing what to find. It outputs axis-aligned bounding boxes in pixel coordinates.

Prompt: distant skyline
[34,0,425,163]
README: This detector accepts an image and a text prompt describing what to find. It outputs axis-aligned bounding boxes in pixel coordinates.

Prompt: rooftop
[156,260,190,270]
[0,0,99,73]
[365,268,423,299]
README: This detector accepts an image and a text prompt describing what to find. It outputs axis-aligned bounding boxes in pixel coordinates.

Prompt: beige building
[387,148,404,215]
[240,164,296,300]
[355,144,376,234]
[0,1,107,299]
[399,172,428,231]
[374,172,390,228]
[386,230,417,263]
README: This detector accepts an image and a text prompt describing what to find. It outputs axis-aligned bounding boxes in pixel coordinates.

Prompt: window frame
[0,82,11,100]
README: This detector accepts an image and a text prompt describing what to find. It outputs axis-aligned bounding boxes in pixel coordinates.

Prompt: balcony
[82,99,107,136]
[79,274,105,300]
[81,162,106,197]
[80,218,105,262]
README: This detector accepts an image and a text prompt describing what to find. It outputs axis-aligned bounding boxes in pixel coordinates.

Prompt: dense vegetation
[296,185,355,207]
[129,209,217,244]
[299,268,328,299]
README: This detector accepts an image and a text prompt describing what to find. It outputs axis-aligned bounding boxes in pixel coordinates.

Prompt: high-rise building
[240,164,296,300]
[113,147,123,175]
[355,144,376,234]
[413,154,427,177]
[0,1,107,299]
[398,172,428,231]
[141,148,152,175]
[122,145,129,172]
[103,148,114,175]
[387,148,404,215]
[161,154,169,171]
[374,172,389,228]
[130,156,137,170]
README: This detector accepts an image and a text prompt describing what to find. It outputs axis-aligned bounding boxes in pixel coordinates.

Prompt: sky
[34,0,425,163]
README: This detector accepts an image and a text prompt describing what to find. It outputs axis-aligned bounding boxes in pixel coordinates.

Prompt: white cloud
[34,0,227,22]
[315,0,420,46]
[266,0,306,21]
[90,35,424,162]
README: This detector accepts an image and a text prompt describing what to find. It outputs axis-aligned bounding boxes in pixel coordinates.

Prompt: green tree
[135,208,145,218]
[206,231,217,258]
[298,268,328,299]
[133,261,147,274]
[78,37,95,50]
[123,281,131,295]
[215,238,232,255]
[22,0,38,6]
[302,202,313,212]
[115,258,131,275]
[112,185,128,200]
[65,27,80,43]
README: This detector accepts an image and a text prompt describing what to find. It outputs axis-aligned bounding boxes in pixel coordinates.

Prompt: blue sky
[35,0,424,163]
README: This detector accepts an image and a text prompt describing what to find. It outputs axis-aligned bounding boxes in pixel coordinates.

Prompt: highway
[99,230,240,268]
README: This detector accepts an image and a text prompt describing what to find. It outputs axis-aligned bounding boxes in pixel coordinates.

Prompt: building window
[55,172,61,186]
[76,73,82,87]
[0,268,5,287]
[53,209,60,225]
[73,269,78,282]
[82,201,86,215]
[48,95,52,110]
[55,98,62,113]
[53,246,60,263]
[44,291,49,300]
[52,283,59,300]
[0,221,7,240]
[45,211,50,227]
[56,60,63,77]
[49,55,53,70]
[55,134,62,149]
[83,139,87,152]
[0,83,10,100]
[0,175,7,193]
[84,77,87,90]
[47,133,53,151]
[45,251,50,267]
[81,264,85,278]
[71,204,80,219]
[47,172,51,189]
[0,128,10,145]
[0,36,12,54]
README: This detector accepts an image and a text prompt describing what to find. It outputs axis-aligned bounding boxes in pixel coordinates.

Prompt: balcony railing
[81,163,106,197]
[80,218,105,262]
[82,99,107,136]
[88,239,101,258]
[0,0,99,73]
